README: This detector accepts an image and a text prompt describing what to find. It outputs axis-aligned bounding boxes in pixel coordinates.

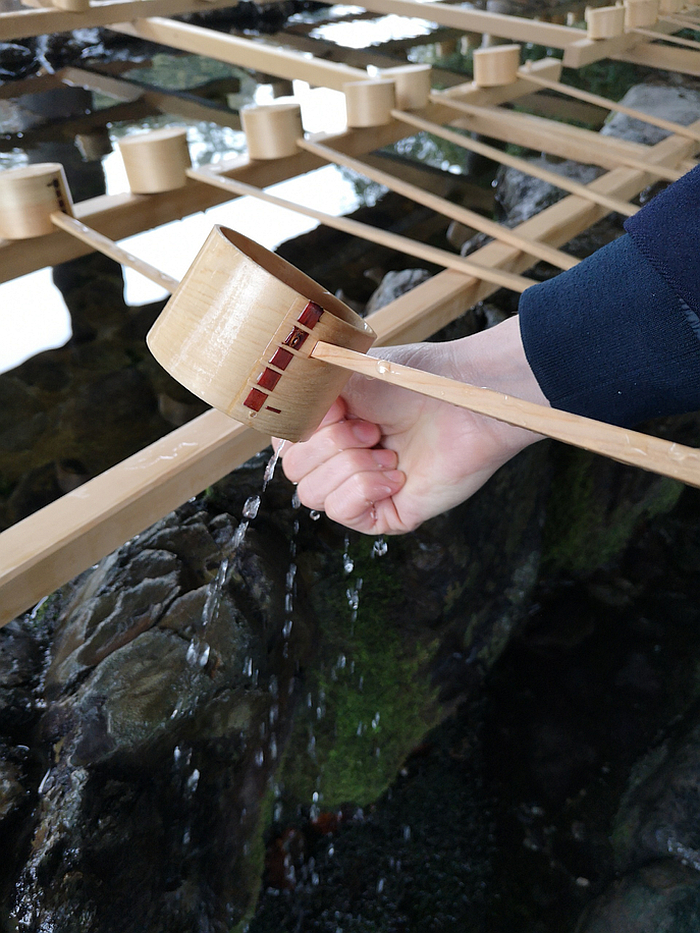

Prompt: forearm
[519,168,700,428]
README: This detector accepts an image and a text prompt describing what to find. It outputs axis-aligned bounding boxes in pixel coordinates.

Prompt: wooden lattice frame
[0,5,699,625]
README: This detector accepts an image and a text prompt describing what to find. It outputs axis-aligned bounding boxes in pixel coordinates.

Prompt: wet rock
[11,503,297,932]
[574,860,700,933]
[364,268,432,314]
[601,82,700,147]
[612,706,700,874]
[0,42,39,80]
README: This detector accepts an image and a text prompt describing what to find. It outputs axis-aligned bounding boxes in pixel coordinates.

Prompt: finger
[321,468,405,529]
[282,418,383,484]
[295,447,399,510]
[272,399,348,455]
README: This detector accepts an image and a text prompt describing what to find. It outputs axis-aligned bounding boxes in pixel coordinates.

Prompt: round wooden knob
[147,226,376,442]
[624,0,659,27]
[241,102,303,160]
[379,64,431,110]
[472,44,521,87]
[585,4,626,37]
[0,163,73,240]
[118,127,191,194]
[344,78,396,128]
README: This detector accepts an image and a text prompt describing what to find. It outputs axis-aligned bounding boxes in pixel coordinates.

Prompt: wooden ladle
[147,225,700,489]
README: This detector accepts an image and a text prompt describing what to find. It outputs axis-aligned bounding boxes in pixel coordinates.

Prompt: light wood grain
[394,108,639,217]
[0,117,695,628]
[50,212,179,292]
[0,0,255,42]
[312,341,700,489]
[186,167,537,293]
[298,136,579,270]
[434,100,686,181]
[112,17,367,92]
[519,67,700,143]
[633,24,700,47]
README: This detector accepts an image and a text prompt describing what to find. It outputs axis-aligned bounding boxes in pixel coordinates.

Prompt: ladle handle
[311,341,700,489]
[50,212,179,293]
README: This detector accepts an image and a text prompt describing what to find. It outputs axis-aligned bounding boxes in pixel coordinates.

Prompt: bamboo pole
[431,96,687,181]
[0,0,251,42]
[185,167,536,293]
[313,341,700,489]
[393,109,639,217]
[112,17,367,92]
[518,65,700,144]
[50,213,178,292]
[297,136,579,270]
[634,24,700,47]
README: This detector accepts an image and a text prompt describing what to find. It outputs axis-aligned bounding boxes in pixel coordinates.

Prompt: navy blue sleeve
[518,166,700,427]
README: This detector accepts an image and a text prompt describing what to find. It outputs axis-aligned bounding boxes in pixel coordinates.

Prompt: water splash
[343,534,354,574]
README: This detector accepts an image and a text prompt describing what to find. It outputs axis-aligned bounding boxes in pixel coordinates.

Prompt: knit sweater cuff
[518,233,700,427]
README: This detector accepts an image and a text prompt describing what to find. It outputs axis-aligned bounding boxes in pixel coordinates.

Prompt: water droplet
[186,768,200,793]
[263,447,281,489]
[291,490,301,509]
[309,509,321,521]
[346,588,360,612]
[283,618,293,639]
[668,443,687,462]
[377,877,385,893]
[403,825,411,841]
[270,735,278,759]
[243,656,253,677]
[255,748,264,767]
[371,536,388,558]
[232,521,249,548]
[186,637,210,668]
[376,361,390,375]
[242,495,261,520]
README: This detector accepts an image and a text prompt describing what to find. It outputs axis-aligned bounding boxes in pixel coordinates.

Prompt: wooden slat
[298,136,579,269]
[612,40,700,76]
[0,117,696,628]
[394,109,640,216]
[1,0,245,41]
[186,166,536,291]
[346,0,581,48]
[428,97,691,181]
[0,59,565,284]
[519,67,700,143]
[111,17,368,91]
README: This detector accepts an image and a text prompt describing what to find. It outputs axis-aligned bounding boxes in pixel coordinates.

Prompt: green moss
[542,448,683,577]
[280,538,442,810]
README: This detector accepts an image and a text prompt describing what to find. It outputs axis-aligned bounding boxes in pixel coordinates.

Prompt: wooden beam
[0,0,243,42]
[186,166,536,291]
[351,0,582,49]
[428,97,691,181]
[612,40,700,75]
[395,108,640,216]
[0,60,564,283]
[0,118,696,627]
[111,17,368,91]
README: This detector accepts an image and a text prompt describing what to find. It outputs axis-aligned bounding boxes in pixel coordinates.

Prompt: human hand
[276,315,549,535]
